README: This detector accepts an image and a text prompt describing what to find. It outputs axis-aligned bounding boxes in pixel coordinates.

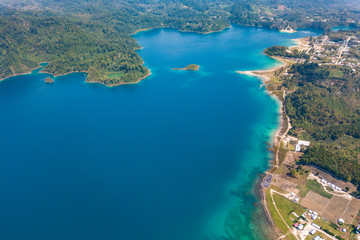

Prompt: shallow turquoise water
[0,25,319,240]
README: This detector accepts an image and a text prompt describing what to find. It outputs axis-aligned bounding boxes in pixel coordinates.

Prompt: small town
[258,27,360,240]
[263,138,360,240]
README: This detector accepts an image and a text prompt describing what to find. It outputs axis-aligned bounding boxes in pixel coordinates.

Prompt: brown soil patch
[321,196,350,222]
[283,151,302,166]
[342,199,360,223]
[301,191,331,213]
[273,175,298,193]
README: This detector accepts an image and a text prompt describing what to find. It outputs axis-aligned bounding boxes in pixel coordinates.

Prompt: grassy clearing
[266,190,290,235]
[305,231,329,240]
[286,233,298,240]
[313,218,344,237]
[299,179,333,199]
[107,72,123,79]
[329,69,344,78]
[273,192,305,227]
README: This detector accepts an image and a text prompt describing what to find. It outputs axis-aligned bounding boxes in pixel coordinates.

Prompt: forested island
[1,0,360,86]
[173,64,200,71]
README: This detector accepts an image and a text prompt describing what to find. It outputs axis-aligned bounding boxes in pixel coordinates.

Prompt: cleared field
[301,190,331,213]
[321,196,350,222]
[107,72,123,79]
[342,198,360,223]
[273,193,305,227]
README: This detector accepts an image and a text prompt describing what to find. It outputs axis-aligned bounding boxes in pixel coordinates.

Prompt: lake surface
[331,26,355,31]
[0,25,319,240]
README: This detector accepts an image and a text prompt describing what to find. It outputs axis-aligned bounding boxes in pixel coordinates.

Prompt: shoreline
[236,38,303,238]
[0,64,45,82]
[130,25,231,36]
[0,67,152,88]
[1,26,229,86]
[86,69,151,87]
[179,25,231,34]
[236,55,288,83]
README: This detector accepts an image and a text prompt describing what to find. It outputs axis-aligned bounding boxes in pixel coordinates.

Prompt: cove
[0,25,319,240]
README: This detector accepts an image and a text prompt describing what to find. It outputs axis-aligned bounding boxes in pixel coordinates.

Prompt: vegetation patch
[173,64,200,71]
[272,192,304,227]
[299,179,333,199]
[265,190,290,235]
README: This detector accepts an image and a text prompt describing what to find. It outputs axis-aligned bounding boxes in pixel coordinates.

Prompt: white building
[298,140,310,146]
[295,140,310,152]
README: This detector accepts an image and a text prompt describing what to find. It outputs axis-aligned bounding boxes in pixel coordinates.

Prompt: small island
[44,77,54,84]
[173,64,200,71]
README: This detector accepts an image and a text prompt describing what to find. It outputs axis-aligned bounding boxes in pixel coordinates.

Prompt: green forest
[1,0,360,85]
[265,49,360,192]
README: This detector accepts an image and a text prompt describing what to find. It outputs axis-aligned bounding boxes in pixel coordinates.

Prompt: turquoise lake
[0,25,319,240]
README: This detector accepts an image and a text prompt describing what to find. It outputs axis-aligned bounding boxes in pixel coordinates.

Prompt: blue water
[331,26,355,31]
[0,25,319,240]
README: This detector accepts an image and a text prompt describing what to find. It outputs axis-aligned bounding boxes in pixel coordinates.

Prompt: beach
[236,37,308,238]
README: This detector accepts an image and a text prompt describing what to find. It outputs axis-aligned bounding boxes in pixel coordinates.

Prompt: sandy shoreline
[237,38,305,238]
[236,56,288,83]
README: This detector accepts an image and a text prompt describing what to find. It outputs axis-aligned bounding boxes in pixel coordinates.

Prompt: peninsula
[173,64,200,71]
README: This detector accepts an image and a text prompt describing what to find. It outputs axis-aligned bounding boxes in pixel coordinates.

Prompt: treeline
[265,46,309,59]
[266,39,360,188]
[282,63,360,141]
[0,0,230,85]
[300,145,360,187]
[274,60,360,188]
[0,11,149,85]
[1,0,360,85]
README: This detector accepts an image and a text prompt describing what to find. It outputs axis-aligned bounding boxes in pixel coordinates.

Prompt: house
[297,224,304,230]
[298,140,310,146]
[311,223,321,229]
[309,229,316,235]
[338,218,345,224]
[293,222,299,228]
[313,236,323,240]
[295,140,310,152]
